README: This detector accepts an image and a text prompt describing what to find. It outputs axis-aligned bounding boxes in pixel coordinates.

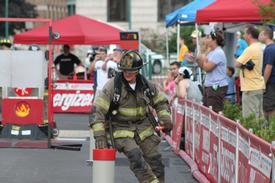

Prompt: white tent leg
[166,28,170,64]
[177,24,180,61]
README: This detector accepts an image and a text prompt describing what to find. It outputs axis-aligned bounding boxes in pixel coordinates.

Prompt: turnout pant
[115,134,165,183]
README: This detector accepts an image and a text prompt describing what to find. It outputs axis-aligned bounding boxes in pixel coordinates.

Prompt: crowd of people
[164,25,275,122]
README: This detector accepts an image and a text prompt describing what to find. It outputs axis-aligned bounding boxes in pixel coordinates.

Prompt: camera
[242,60,255,71]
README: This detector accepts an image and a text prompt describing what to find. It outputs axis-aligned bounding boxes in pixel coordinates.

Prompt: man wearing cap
[90,50,172,183]
[54,44,81,79]
[234,31,248,58]
[102,46,123,78]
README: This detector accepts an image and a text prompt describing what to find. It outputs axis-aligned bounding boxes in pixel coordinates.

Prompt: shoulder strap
[106,72,122,117]
[139,74,155,105]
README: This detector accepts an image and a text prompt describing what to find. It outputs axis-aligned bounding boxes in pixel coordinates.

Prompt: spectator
[178,36,189,65]
[196,30,228,113]
[54,44,81,79]
[225,66,236,103]
[171,66,202,103]
[163,62,180,99]
[259,27,275,120]
[163,71,176,98]
[235,26,265,118]
[102,46,123,78]
[90,47,108,94]
[234,31,248,58]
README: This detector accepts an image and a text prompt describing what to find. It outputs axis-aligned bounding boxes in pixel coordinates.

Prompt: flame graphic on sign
[15,102,30,117]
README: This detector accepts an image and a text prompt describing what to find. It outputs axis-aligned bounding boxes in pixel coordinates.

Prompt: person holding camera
[235,26,265,118]
[196,30,228,113]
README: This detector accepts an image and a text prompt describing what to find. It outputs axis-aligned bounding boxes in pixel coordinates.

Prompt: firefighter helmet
[118,50,143,71]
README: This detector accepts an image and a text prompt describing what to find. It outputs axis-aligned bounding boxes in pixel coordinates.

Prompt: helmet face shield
[118,50,143,71]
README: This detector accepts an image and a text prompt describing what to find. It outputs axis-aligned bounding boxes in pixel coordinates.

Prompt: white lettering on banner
[249,168,267,183]
[208,144,218,182]
[201,114,210,129]
[239,136,249,158]
[194,110,200,121]
[260,153,272,177]
[55,83,94,90]
[249,148,261,171]
[228,130,236,147]
[186,107,192,117]
[53,90,94,111]
[222,127,229,142]
[202,151,209,165]
[221,146,235,183]
[195,124,200,150]
[176,103,185,114]
[211,120,218,137]
[202,128,210,152]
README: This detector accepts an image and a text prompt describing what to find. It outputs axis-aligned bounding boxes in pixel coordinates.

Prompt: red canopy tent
[196,0,273,23]
[14,14,122,45]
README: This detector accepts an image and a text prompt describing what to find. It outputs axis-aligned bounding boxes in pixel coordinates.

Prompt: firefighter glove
[161,122,173,134]
[95,136,108,149]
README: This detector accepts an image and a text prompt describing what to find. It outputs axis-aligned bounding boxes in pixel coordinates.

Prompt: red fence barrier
[168,98,275,183]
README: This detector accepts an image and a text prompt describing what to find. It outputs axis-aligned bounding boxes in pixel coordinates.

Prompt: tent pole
[195,23,202,84]
[177,23,180,61]
[166,28,170,64]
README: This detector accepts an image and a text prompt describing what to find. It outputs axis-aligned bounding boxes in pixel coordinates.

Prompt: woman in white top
[170,66,202,104]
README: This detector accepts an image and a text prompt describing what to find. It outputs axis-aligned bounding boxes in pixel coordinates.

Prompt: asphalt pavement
[0,114,198,183]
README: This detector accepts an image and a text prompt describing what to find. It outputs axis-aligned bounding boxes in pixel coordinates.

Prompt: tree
[255,0,275,24]
[0,0,37,37]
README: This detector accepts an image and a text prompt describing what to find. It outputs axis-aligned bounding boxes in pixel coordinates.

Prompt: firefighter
[90,50,172,183]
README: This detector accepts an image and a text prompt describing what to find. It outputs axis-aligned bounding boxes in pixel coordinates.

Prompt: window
[107,0,128,22]
[158,0,191,22]
[67,4,75,16]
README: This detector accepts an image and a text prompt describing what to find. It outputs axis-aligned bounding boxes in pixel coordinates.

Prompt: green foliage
[223,101,275,142]
[168,25,198,53]
[255,0,275,24]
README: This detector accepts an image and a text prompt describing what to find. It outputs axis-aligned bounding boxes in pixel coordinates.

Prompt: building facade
[76,0,188,32]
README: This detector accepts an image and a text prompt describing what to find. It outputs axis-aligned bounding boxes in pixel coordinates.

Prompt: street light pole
[5,0,9,39]
[127,0,131,30]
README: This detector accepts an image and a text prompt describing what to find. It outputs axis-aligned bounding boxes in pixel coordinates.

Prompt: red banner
[197,105,211,175]
[193,103,202,166]
[207,110,219,183]
[185,100,193,157]
[52,81,94,113]
[248,133,272,183]
[171,102,185,152]
[219,116,237,183]
[238,126,250,183]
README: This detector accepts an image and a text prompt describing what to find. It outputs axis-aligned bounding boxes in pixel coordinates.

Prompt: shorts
[263,83,275,112]
[203,85,228,113]
[242,90,263,118]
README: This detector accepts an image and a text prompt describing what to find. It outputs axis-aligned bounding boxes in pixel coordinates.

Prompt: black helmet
[118,50,143,71]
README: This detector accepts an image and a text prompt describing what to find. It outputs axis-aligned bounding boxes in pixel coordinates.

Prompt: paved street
[0,114,198,183]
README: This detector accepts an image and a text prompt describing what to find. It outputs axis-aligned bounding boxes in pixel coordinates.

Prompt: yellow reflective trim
[113,130,134,139]
[94,97,110,112]
[92,122,105,132]
[153,93,166,105]
[150,178,159,183]
[157,109,170,117]
[118,107,146,117]
[139,127,154,141]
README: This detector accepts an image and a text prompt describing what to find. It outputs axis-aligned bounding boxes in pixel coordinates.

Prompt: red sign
[2,99,43,125]
[14,88,33,97]
[53,90,94,113]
